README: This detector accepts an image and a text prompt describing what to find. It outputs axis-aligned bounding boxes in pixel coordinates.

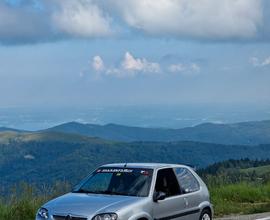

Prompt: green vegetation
[199,159,270,216]
[1,182,270,219]
[0,182,71,220]
[242,164,270,176]
[1,124,270,219]
[1,131,270,193]
[210,183,270,216]
[1,160,270,219]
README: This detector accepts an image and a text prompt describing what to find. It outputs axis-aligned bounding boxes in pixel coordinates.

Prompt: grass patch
[1,182,270,219]
[0,182,71,220]
[210,182,270,216]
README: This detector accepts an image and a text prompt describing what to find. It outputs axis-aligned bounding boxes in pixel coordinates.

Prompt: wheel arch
[128,212,152,220]
[199,201,214,218]
[200,206,213,219]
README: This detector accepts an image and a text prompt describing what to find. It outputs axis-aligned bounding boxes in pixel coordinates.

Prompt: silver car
[36,163,213,220]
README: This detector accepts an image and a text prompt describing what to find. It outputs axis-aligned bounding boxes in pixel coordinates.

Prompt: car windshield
[73,167,153,197]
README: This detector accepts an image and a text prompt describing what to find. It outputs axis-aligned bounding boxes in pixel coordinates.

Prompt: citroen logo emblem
[65,215,72,220]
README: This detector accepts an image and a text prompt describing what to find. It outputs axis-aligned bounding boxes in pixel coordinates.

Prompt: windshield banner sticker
[96,168,134,173]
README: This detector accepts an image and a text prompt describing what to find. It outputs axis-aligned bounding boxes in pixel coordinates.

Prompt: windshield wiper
[101,190,126,195]
[72,189,96,194]
[73,189,127,196]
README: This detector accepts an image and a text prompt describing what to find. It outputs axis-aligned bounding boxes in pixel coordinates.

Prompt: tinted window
[74,168,153,197]
[175,167,200,193]
[155,168,181,197]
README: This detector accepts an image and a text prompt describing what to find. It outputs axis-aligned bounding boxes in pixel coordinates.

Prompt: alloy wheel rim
[202,213,211,220]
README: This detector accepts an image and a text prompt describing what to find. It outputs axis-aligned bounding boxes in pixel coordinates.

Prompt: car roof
[100,163,192,170]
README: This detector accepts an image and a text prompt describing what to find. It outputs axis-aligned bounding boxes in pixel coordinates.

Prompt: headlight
[37,208,49,219]
[93,213,118,220]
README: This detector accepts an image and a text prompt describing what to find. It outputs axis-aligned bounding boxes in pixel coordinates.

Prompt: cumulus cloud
[250,56,270,67]
[51,0,112,37]
[1,0,269,44]
[121,52,160,73]
[91,52,202,78]
[91,52,160,78]
[262,57,270,66]
[0,0,112,44]
[190,63,201,73]
[109,0,263,39]
[0,1,50,44]
[168,63,201,75]
[92,55,105,71]
[168,64,185,73]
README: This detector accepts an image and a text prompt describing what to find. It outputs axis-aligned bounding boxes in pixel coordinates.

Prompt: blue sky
[0,0,270,108]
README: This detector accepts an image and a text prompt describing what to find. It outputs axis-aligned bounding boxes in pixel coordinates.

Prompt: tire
[199,209,212,220]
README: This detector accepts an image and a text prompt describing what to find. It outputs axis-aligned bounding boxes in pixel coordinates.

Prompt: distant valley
[0,119,270,192]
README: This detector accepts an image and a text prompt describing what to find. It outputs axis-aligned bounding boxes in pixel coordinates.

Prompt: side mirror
[153,191,166,202]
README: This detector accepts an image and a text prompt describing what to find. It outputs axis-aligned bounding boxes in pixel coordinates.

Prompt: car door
[152,168,188,220]
[174,167,202,220]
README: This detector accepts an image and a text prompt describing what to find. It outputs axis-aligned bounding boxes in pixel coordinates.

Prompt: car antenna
[124,163,128,168]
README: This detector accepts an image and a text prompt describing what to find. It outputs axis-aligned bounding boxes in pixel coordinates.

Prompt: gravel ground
[215,212,270,220]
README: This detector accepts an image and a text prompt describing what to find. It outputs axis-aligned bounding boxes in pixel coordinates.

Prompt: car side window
[155,168,181,197]
[175,167,200,193]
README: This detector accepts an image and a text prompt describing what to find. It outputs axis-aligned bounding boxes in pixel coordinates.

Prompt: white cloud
[52,0,112,37]
[261,57,270,66]
[91,52,204,78]
[91,52,201,78]
[106,67,136,78]
[1,0,270,44]
[91,52,160,78]
[250,56,270,67]
[169,63,185,73]
[92,55,105,71]
[190,63,201,73]
[0,0,112,44]
[110,0,263,39]
[168,63,201,75]
[121,52,160,73]
[250,57,260,66]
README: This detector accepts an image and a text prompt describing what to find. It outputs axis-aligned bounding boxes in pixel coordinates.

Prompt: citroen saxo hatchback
[36,163,213,220]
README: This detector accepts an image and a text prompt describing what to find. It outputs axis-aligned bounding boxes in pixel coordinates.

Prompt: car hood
[44,193,143,218]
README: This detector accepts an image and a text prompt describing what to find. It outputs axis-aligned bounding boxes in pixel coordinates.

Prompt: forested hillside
[1,131,270,193]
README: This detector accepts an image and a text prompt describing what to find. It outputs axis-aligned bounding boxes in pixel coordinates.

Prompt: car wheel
[199,209,211,220]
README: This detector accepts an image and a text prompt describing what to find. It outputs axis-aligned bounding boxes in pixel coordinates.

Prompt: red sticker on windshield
[141,170,149,175]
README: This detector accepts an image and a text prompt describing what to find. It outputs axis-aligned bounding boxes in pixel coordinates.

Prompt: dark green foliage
[210,183,270,216]
[1,131,270,193]
[1,160,270,219]
[199,159,270,185]
[0,182,71,220]
[199,159,270,216]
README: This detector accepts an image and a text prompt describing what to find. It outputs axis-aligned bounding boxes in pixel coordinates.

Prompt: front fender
[128,212,153,220]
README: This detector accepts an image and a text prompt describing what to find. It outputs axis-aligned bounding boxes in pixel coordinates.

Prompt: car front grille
[53,215,88,220]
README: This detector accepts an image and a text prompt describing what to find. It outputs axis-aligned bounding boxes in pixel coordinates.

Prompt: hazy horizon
[0,104,269,130]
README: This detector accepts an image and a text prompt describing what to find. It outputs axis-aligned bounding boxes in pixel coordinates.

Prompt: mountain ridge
[1,119,270,145]
[44,119,270,145]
